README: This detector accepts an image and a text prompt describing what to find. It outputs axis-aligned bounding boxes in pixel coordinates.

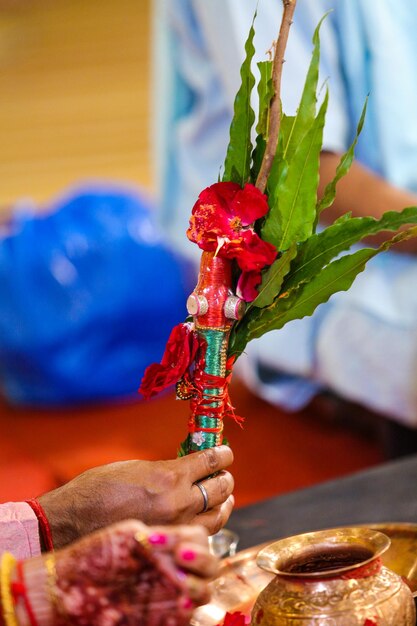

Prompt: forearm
[319,151,417,252]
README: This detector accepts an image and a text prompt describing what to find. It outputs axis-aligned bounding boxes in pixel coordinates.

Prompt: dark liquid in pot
[281,544,374,574]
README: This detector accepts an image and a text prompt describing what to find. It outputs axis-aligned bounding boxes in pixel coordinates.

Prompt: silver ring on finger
[195,481,209,514]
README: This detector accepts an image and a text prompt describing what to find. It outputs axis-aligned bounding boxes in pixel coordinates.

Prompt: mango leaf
[284,206,417,292]
[256,60,274,137]
[223,22,256,185]
[230,224,417,357]
[263,13,328,207]
[333,212,352,225]
[251,60,274,182]
[262,90,328,250]
[317,99,368,214]
[251,243,298,309]
[265,114,292,202]
[281,14,328,164]
[231,247,377,357]
[251,135,267,184]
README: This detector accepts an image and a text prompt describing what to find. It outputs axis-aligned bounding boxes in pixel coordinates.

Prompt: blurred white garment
[153,0,417,425]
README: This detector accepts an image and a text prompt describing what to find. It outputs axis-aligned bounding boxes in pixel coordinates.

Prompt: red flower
[217,612,249,626]
[223,230,276,271]
[139,323,201,400]
[187,182,275,270]
[237,269,263,302]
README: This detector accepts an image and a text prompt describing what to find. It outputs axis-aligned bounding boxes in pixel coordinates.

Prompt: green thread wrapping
[204,330,226,377]
[188,329,229,451]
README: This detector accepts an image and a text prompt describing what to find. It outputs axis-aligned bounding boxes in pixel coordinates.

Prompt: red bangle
[25,500,54,552]
[11,561,38,626]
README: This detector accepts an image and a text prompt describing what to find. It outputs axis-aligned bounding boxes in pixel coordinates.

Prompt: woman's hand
[18,520,218,626]
[38,446,234,548]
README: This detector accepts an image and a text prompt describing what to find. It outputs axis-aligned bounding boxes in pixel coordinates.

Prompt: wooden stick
[256,0,297,193]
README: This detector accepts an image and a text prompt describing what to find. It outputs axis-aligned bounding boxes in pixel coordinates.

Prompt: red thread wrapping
[194,253,233,330]
[11,561,39,626]
[187,368,244,434]
[25,499,54,552]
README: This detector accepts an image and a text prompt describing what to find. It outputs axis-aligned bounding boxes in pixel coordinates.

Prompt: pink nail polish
[181,549,196,561]
[148,533,168,546]
[181,597,194,610]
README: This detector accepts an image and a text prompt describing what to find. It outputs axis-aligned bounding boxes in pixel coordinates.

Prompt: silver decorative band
[195,481,209,513]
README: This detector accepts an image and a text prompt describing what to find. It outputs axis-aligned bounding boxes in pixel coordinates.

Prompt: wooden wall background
[0,0,150,212]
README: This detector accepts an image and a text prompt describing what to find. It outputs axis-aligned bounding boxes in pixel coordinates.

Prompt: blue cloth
[0,184,193,405]
[153,0,417,425]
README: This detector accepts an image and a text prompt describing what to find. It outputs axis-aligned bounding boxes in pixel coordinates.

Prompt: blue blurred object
[0,184,194,406]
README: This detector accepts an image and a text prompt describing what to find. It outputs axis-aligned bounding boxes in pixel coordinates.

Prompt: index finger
[180,446,234,482]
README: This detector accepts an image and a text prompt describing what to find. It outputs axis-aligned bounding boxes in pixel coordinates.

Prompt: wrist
[37,486,78,550]
[25,501,54,553]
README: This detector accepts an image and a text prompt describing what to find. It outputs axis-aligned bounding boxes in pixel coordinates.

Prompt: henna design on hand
[52,524,189,626]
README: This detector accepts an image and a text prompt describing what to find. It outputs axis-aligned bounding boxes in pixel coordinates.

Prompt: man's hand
[38,446,234,549]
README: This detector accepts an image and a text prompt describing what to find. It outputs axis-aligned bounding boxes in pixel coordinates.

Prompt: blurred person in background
[153,0,417,455]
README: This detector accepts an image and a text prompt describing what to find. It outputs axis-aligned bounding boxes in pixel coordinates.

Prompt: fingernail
[181,549,196,561]
[176,568,187,581]
[148,533,168,546]
[181,597,194,610]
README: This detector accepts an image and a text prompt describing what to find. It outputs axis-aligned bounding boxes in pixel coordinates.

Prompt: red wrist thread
[11,561,38,626]
[25,500,54,552]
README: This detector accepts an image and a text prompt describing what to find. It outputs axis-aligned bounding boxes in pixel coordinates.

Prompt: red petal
[187,207,232,251]
[231,184,269,226]
[187,182,270,252]
[237,270,262,302]
[223,230,276,271]
[220,612,247,626]
[187,183,241,249]
[207,182,241,210]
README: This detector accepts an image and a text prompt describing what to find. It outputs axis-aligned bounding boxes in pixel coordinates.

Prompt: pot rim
[256,526,391,578]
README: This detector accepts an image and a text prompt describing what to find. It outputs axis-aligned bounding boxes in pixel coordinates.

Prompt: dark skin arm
[319,151,417,253]
[38,446,234,549]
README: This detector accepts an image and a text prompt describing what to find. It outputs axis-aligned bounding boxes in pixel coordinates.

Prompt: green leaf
[223,21,256,185]
[230,223,417,357]
[230,248,375,356]
[317,98,368,214]
[238,247,378,349]
[265,129,288,202]
[279,114,296,160]
[251,60,274,182]
[265,114,293,207]
[333,212,352,225]
[251,243,298,308]
[262,90,328,249]
[177,436,189,457]
[256,60,274,137]
[251,134,267,184]
[284,206,417,292]
[282,14,328,164]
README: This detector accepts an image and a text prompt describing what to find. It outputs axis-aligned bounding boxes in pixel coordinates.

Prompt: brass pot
[252,527,415,626]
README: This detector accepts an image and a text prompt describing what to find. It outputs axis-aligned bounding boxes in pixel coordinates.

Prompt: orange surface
[0,381,383,507]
